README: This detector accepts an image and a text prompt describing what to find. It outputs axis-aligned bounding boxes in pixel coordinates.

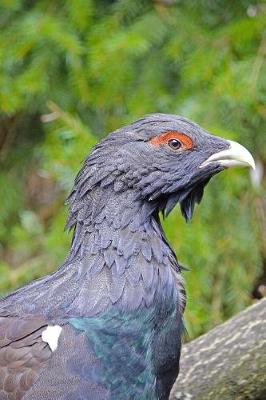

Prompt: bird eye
[168,139,182,150]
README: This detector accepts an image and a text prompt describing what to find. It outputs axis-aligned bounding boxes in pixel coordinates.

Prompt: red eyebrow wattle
[149,131,193,150]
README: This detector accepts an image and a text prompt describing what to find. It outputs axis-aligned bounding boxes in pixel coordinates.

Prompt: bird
[0,114,255,400]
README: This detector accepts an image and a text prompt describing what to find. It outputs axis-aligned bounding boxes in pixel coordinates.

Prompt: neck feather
[63,187,185,316]
[1,187,185,319]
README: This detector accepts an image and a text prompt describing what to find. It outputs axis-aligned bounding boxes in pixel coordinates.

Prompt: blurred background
[0,0,265,339]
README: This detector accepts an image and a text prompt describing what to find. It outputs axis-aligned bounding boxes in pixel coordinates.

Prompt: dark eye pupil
[168,139,181,150]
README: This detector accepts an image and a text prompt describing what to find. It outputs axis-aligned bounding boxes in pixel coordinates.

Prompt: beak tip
[221,140,256,171]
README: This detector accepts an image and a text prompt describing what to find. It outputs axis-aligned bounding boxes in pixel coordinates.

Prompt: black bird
[0,114,255,400]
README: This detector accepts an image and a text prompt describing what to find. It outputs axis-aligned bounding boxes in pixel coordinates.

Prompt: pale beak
[200,140,256,170]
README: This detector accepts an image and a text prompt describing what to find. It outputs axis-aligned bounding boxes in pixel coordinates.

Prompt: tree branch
[170,298,266,400]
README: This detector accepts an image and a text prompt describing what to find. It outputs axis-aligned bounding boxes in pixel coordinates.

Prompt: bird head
[68,114,255,226]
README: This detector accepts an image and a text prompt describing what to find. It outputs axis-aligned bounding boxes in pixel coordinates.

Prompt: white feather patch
[42,325,62,352]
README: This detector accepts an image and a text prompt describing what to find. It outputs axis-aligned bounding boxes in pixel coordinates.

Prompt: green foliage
[0,0,265,338]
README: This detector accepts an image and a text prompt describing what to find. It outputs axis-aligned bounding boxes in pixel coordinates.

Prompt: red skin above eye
[149,131,193,150]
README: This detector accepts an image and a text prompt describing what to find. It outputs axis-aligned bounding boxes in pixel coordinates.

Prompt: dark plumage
[0,114,254,399]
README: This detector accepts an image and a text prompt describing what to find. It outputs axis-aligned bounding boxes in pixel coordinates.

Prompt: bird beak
[200,140,256,170]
